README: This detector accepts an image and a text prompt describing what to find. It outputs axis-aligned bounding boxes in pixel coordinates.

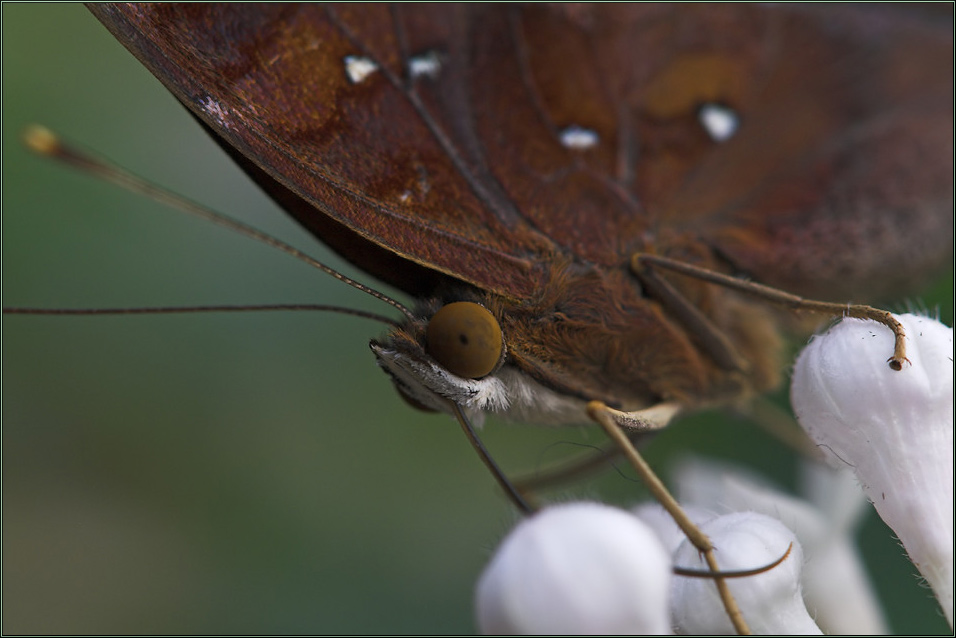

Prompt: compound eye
[425,302,503,379]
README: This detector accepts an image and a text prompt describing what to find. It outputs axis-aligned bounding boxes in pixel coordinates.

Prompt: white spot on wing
[199,96,231,130]
[408,51,442,80]
[559,125,599,150]
[343,55,378,84]
[698,103,739,142]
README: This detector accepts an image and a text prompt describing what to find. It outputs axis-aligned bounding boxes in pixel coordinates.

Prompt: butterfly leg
[597,401,682,431]
[451,399,681,514]
[511,441,624,494]
[632,259,752,374]
[511,403,679,495]
[587,400,751,635]
[632,253,909,370]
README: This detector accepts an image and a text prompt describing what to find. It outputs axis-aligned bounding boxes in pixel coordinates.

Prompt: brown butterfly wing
[492,4,953,300]
[88,4,553,300]
[618,4,953,301]
[89,4,952,304]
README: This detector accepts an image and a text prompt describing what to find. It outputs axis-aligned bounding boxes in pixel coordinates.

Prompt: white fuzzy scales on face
[371,343,585,426]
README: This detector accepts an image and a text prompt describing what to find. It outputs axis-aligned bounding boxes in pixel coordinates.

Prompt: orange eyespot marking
[425,302,503,379]
[642,54,744,119]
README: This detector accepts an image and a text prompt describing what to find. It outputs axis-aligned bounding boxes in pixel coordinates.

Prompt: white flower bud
[670,512,821,635]
[474,502,671,634]
[633,501,715,554]
[791,313,954,627]
[673,457,887,634]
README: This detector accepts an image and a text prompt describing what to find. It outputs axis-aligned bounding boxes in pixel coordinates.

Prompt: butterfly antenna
[21,125,417,322]
[3,304,401,327]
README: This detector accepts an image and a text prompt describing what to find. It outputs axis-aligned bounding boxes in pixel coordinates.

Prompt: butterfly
[3,4,952,634]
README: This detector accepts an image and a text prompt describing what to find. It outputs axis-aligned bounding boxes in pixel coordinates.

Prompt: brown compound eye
[425,302,503,379]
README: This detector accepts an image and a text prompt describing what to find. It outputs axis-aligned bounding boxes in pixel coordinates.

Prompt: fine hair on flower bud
[792,313,953,627]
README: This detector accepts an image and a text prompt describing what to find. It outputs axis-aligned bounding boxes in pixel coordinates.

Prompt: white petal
[633,501,716,555]
[673,457,887,633]
[671,512,821,635]
[792,313,954,626]
[475,502,671,634]
[798,461,870,535]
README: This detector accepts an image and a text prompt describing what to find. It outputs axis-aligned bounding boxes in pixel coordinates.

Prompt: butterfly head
[371,299,584,425]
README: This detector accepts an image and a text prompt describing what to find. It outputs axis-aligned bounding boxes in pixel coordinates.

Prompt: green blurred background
[2,5,952,634]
